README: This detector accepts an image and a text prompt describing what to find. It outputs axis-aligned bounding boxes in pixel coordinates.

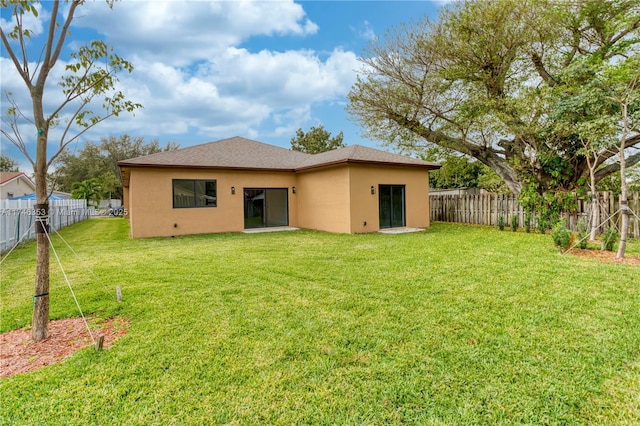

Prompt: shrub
[551,220,571,252]
[524,212,531,233]
[511,215,518,232]
[576,217,588,249]
[498,215,505,231]
[538,218,550,234]
[602,227,619,251]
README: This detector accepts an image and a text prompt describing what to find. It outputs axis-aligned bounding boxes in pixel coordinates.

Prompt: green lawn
[1,219,639,425]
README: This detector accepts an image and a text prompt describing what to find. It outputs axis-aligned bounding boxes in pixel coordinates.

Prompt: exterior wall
[1,176,35,199]
[127,167,297,238]
[296,164,431,234]
[348,165,431,233]
[122,185,130,218]
[296,166,351,233]
[124,164,432,238]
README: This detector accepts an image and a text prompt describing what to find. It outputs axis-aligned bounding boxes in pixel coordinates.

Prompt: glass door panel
[244,188,289,228]
[391,186,405,228]
[379,185,405,228]
[265,188,288,226]
[244,189,265,229]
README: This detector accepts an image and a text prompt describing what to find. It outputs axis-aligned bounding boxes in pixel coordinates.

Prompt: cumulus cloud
[0,2,46,37]
[1,0,362,157]
[73,0,319,66]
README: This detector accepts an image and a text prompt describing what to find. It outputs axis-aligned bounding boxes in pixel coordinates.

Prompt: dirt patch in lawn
[568,248,640,265]
[0,316,129,379]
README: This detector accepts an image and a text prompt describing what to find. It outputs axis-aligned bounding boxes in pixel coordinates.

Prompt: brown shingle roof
[117,136,440,171]
[118,136,309,171]
[295,144,439,170]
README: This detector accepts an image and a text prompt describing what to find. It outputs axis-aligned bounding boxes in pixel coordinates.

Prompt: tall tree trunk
[31,123,50,341]
[616,153,629,259]
[616,105,629,260]
[587,156,599,241]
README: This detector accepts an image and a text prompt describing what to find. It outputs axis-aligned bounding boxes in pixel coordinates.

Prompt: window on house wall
[173,179,217,208]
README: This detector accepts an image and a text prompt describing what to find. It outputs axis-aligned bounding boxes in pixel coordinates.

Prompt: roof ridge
[0,171,30,185]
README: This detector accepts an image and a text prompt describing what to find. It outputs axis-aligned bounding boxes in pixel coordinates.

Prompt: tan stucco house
[118,137,440,238]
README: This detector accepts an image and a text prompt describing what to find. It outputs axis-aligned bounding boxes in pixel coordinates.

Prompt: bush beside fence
[0,199,89,253]
[430,191,640,238]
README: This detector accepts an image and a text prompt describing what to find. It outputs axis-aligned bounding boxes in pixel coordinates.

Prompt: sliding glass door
[244,188,289,229]
[379,185,405,229]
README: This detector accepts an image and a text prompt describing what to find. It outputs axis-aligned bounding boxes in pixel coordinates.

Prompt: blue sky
[1,1,449,171]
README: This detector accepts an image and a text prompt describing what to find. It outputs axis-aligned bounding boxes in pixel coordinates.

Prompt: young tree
[605,58,640,259]
[290,125,345,154]
[550,61,619,240]
[0,154,20,171]
[347,0,640,195]
[552,53,639,256]
[0,0,142,340]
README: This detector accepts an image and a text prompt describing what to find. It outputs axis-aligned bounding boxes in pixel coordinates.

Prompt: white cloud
[1,0,362,155]
[74,0,319,67]
[0,2,46,37]
[111,46,359,141]
[354,20,376,41]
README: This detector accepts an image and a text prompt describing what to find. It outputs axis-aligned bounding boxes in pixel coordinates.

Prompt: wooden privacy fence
[430,191,640,238]
[0,199,90,253]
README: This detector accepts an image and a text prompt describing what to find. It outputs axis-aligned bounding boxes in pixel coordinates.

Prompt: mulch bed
[568,248,640,265]
[0,317,129,379]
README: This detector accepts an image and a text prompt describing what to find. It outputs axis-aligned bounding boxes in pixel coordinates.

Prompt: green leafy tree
[0,0,142,341]
[71,178,101,207]
[428,155,507,192]
[429,156,483,189]
[605,57,640,259]
[54,135,178,200]
[347,0,640,195]
[551,51,639,257]
[290,126,345,154]
[0,154,20,171]
[597,166,640,193]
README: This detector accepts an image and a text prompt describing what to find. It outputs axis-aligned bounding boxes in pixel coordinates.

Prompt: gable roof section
[118,136,310,171]
[0,171,35,188]
[295,144,438,171]
[118,136,440,174]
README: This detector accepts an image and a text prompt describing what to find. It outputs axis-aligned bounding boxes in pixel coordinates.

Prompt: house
[0,171,35,200]
[117,137,440,238]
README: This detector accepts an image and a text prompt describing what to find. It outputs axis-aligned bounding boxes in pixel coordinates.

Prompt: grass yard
[1,219,639,425]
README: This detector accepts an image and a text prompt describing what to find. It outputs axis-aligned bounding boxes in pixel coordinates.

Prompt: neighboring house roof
[0,171,35,188]
[9,192,64,200]
[118,136,440,174]
[51,190,72,199]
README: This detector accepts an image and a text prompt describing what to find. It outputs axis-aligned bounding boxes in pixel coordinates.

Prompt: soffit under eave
[119,167,130,187]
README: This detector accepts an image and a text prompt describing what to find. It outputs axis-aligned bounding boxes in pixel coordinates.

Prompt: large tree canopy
[290,125,345,154]
[0,154,19,172]
[54,135,178,200]
[347,0,640,194]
